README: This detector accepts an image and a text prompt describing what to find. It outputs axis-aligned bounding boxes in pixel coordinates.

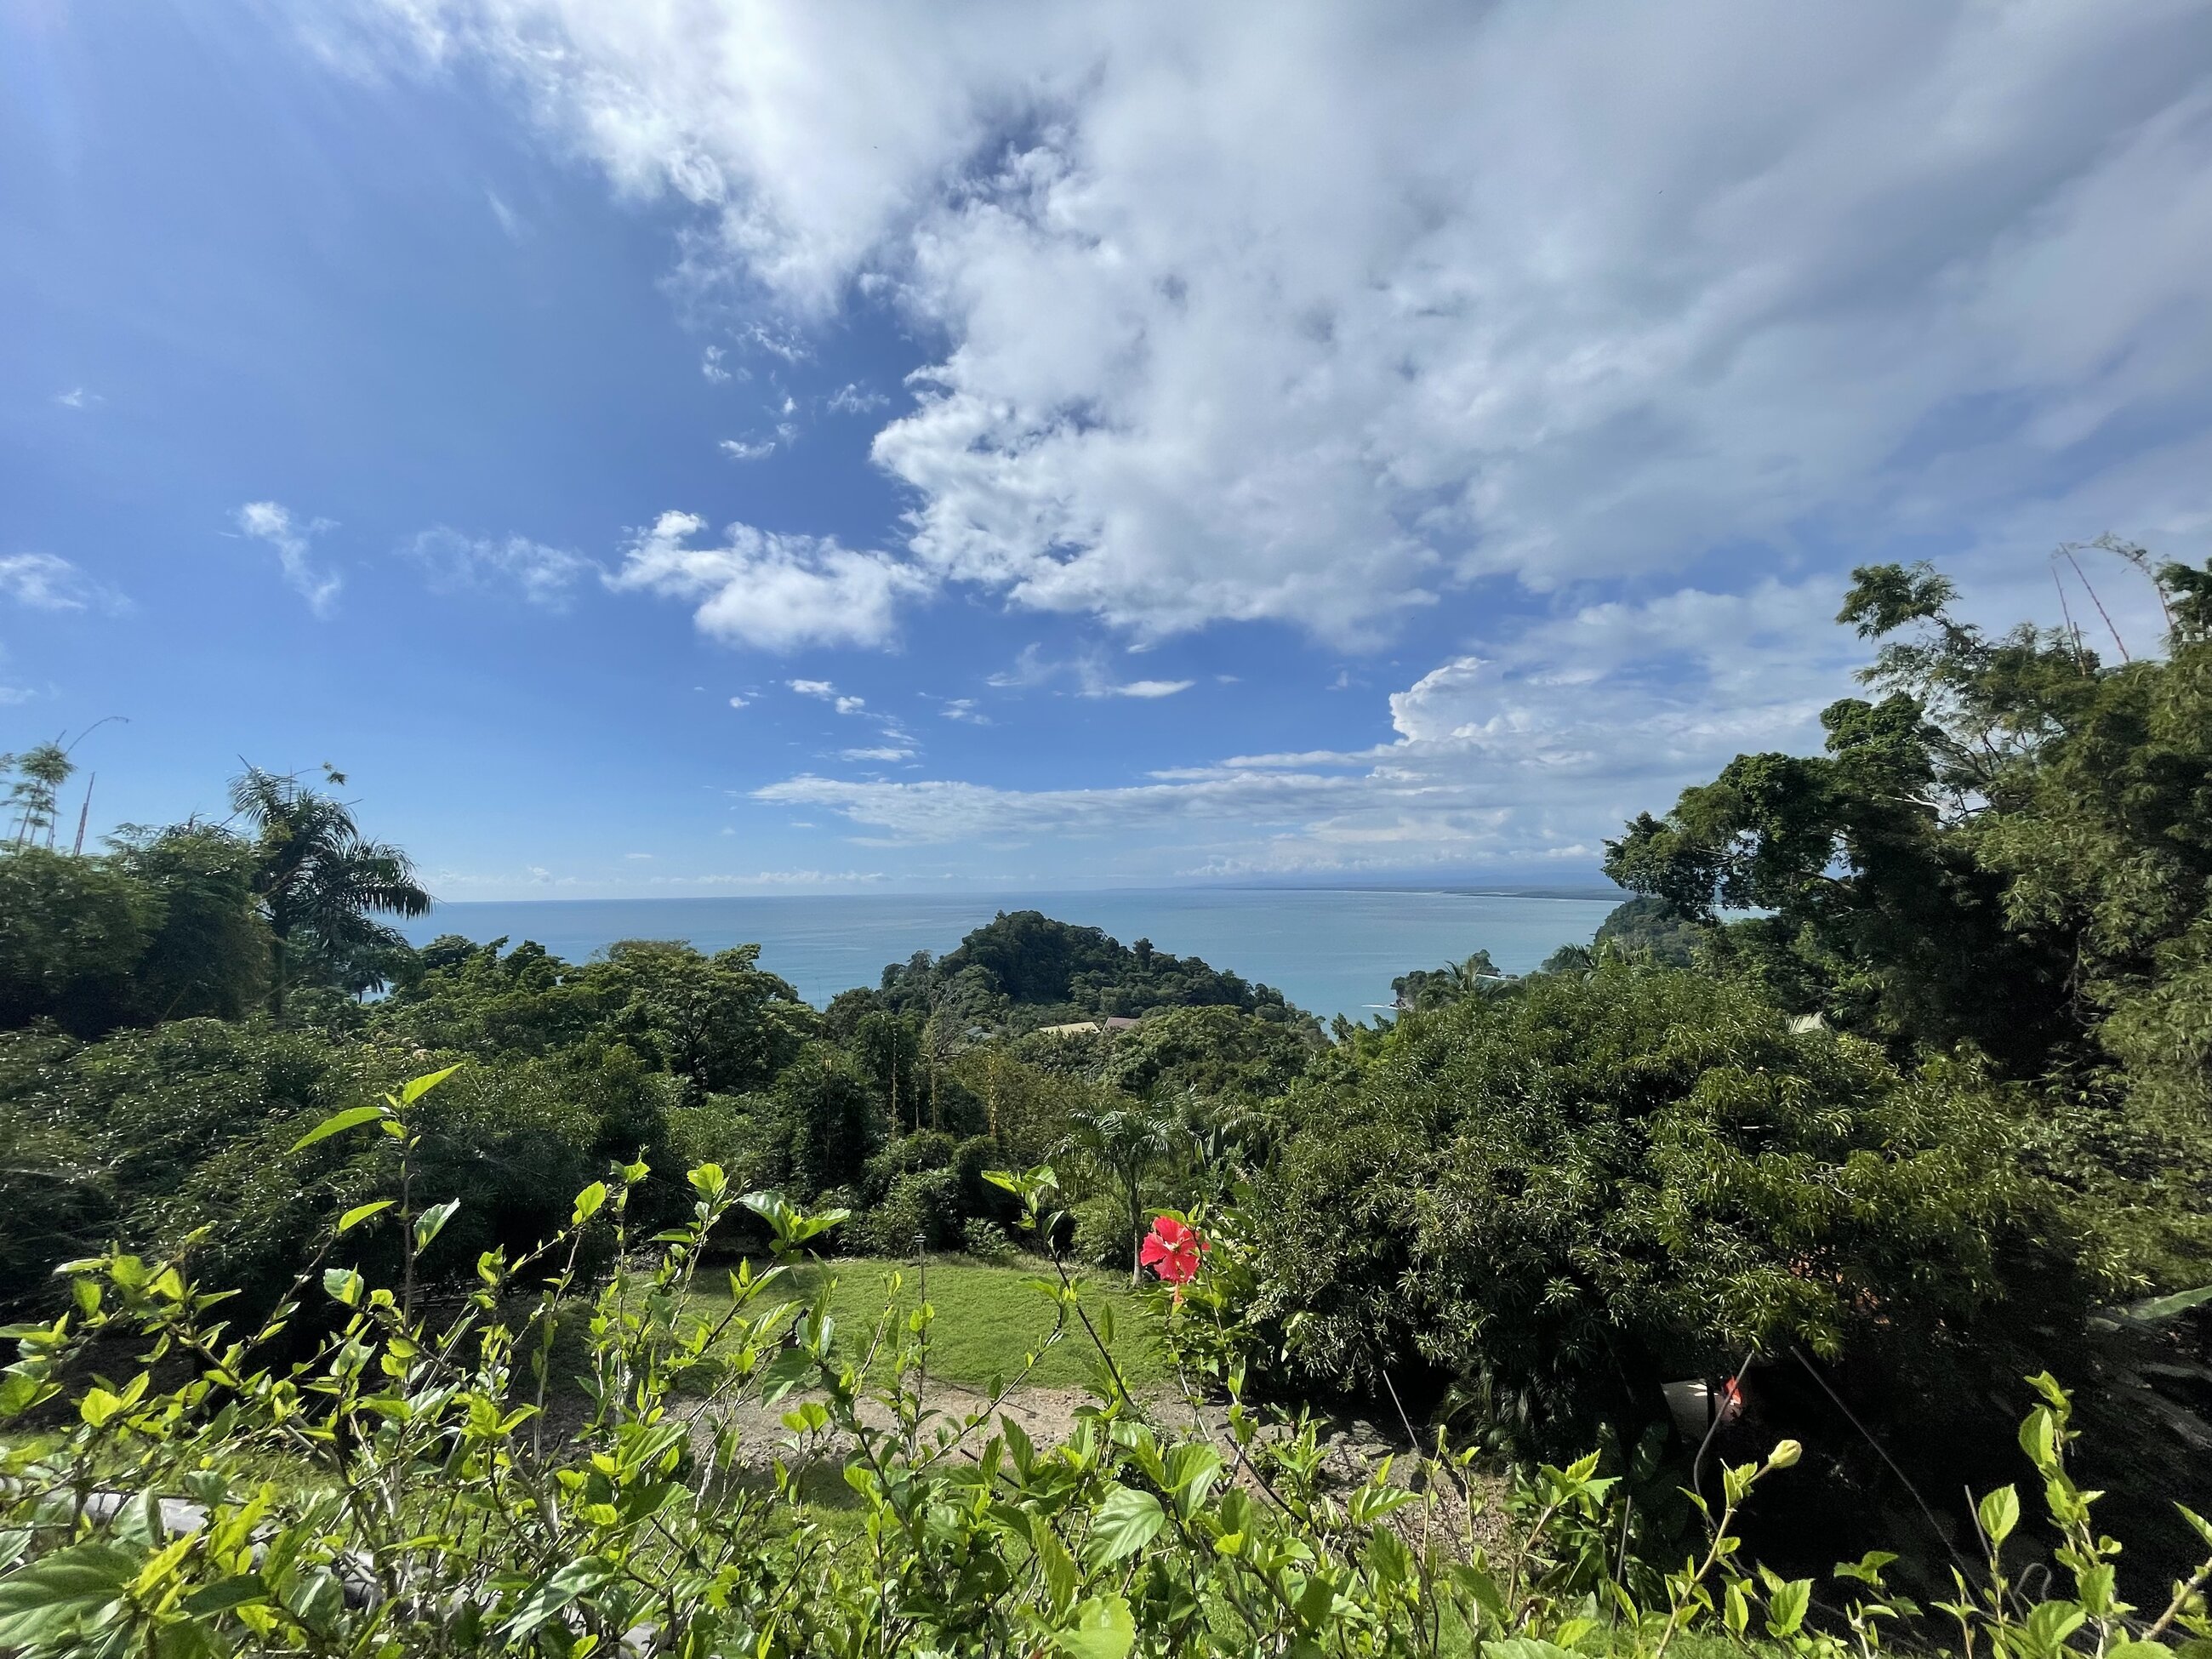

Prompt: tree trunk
[268,927,288,1024]
[1129,1177,1143,1286]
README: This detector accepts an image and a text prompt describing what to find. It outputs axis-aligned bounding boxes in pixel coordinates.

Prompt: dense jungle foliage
[4,549,2212,1653]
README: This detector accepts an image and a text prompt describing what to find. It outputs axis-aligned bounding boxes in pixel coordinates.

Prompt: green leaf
[1365,1524,1411,1588]
[1032,1518,1080,1615]
[289,1105,385,1153]
[1480,1640,1584,1659]
[2124,1284,2212,1321]
[1294,1572,1336,1625]
[322,1267,363,1307]
[1765,1577,1812,1637]
[1052,1594,1134,1659]
[413,1199,459,1252]
[2177,1502,2212,1548]
[2020,1406,2058,1472]
[183,1575,270,1616]
[571,1182,607,1226]
[1164,1443,1223,1512]
[1978,1484,2021,1548]
[0,1542,137,1646]
[399,1064,463,1105]
[337,1200,394,1234]
[1084,1484,1164,1567]
[756,1346,815,1403]
[501,1557,616,1639]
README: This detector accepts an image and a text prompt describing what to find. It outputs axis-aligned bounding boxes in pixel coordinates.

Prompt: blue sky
[6,1,2212,898]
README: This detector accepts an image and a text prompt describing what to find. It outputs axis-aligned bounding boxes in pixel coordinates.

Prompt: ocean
[395,888,1624,1023]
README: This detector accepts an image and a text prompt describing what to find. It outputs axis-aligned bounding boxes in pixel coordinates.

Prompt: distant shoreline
[420,883,1628,908]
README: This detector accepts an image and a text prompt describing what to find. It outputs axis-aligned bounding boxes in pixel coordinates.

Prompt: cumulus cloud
[236,501,342,615]
[0,553,125,613]
[605,511,928,650]
[368,1,2212,645]
[790,678,835,697]
[403,527,595,607]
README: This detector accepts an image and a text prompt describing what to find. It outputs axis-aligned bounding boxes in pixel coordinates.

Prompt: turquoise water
[396,888,1622,1022]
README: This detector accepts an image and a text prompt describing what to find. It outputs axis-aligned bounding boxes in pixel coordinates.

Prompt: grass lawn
[688,1252,1172,1394]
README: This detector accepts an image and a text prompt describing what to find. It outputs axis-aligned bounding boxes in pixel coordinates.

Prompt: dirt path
[684,1376,1511,1549]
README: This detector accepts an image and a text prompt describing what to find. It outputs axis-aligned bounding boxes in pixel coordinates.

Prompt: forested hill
[851,909,1312,1035]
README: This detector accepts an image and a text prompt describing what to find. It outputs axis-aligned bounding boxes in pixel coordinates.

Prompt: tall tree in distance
[5,743,73,849]
[229,765,430,1022]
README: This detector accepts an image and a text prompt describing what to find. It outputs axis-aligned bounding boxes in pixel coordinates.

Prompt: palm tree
[1063,1100,1186,1285]
[229,766,431,1022]
[6,742,73,848]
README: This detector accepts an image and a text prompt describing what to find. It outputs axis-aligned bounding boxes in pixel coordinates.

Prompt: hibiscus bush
[2,1069,2208,1657]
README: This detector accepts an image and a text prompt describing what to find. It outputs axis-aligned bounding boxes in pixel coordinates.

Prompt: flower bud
[1768,1439,1803,1469]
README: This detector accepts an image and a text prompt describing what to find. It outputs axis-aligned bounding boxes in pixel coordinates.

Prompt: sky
[5,0,2212,898]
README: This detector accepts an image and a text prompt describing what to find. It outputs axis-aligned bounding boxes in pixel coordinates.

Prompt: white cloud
[700,344,733,382]
[720,437,776,460]
[53,388,101,410]
[648,868,887,886]
[0,553,124,613]
[986,644,1191,698]
[728,693,750,708]
[1103,678,1192,699]
[790,678,835,697]
[833,694,866,715]
[828,382,888,414]
[938,697,988,723]
[371,2,2212,643]
[755,579,1859,869]
[485,188,524,237]
[236,501,342,616]
[403,527,595,607]
[840,744,913,761]
[605,510,928,650]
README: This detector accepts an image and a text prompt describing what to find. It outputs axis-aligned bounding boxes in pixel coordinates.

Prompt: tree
[775,1043,880,1200]
[853,1010,924,1132]
[228,767,431,1022]
[590,940,814,1099]
[0,850,155,1035]
[1063,1101,1186,1284]
[1591,895,1702,967]
[5,743,72,849]
[106,824,268,1021]
[1392,950,1508,1012]
[1097,1006,1315,1101]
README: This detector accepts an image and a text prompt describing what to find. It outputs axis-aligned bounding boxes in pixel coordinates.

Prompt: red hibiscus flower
[1140,1215,1207,1292]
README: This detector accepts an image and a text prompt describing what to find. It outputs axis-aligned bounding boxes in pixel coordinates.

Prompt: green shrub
[857,1167,960,1254]
[1244,960,2085,1457]
[1,1092,2203,1659]
[961,1217,1018,1263]
[1069,1192,1128,1268]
